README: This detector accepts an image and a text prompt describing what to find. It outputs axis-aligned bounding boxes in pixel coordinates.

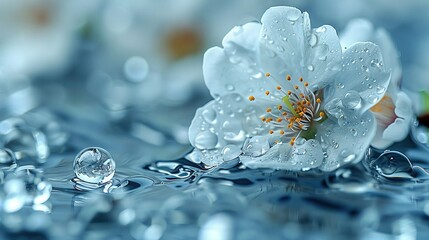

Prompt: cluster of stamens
[248,73,325,145]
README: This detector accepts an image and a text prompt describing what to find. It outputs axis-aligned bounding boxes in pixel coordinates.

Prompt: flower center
[248,73,326,145]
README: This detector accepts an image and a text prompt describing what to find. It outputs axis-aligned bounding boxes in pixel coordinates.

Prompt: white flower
[188,7,390,172]
[340,19,413,149]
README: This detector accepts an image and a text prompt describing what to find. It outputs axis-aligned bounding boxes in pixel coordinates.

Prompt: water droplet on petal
[221,145,242,161]
[202,109,217,124]
[286,8,301,21]
[73,147,116,184]
[309,33,318,47]
[342,91,362,110]
[376,85,386,94]
[307,64,314,72]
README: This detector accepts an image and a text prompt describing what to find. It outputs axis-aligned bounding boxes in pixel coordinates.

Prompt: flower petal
[340,19,402,89]
[203,22,268,99]
[316,111,376,172]
[394,91,413,119]
[382,118,409,145]
[189,93,267,161]
[326,42,391,114]
[259,6,342,89]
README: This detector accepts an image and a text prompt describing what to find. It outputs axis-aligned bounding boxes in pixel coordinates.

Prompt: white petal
[327,42,391,113]
[259,6,342,89]
[382,118,410,144]
[203,22,266,99]
[317,111,377,172]
[189,93,266,152]
[371,124,393,149]
[394,91,413,119]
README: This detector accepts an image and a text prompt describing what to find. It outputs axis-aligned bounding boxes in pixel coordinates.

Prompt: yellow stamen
[319,112,325,117]
[279,130,285,135]
[286,75,291,81]
[269,130,274,134]
[304,82,309,87]
[265,72,271,77]
[316,98,321,103]
[277,105,283,110]
[248,96,255,101]
[276,86,282,90]
[299,77,303,82]
[265,90,270,96]
[266,107,272,113]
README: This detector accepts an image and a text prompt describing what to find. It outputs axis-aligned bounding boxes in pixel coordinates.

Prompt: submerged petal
[316,111,376,172]
[259,6,342,89]
[241,138,323,171]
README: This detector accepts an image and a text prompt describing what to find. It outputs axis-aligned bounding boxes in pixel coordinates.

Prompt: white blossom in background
[340,19,412,149]
[188,7,390,172]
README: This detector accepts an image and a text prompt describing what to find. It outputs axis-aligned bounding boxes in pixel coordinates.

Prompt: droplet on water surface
[73,147,116,184]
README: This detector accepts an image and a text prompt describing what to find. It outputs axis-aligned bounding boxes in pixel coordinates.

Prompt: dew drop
[286,8,301,21]
[221,145,242,161]
[342,91,362,110]
[307,64,314,72]
[308,33,318,47]
[376,85,385,94]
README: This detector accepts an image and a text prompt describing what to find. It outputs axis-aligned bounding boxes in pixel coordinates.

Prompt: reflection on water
[3,116,429,239]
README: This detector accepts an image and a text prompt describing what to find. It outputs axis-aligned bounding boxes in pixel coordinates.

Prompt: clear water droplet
[309,34,318,47]
[124,56,149,82]
[286,9,301,21]
[307,65,314,72]
[202,109,216,124]
[73,147,116,184]
[221,145,242,161]
[376,85,385,94]
[342,91,362,110]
